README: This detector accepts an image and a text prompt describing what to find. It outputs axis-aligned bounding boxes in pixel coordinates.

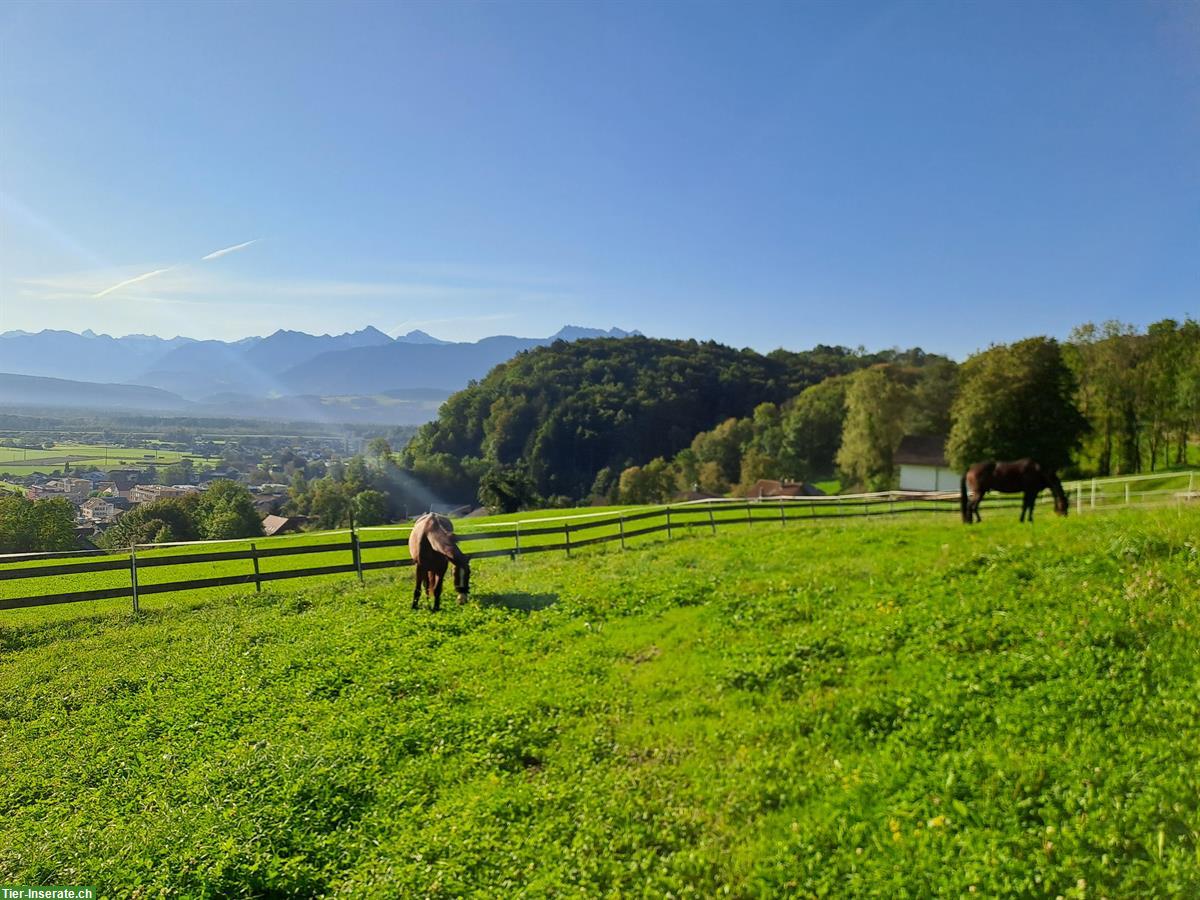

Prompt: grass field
[1,505,1198,896]
[0,442,222,476]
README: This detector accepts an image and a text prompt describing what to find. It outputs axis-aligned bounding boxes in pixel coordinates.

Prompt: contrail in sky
[201,239,259,260]
[93,267,172,298]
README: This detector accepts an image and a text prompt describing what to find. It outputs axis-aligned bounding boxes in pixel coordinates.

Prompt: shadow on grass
[478,592,558,612]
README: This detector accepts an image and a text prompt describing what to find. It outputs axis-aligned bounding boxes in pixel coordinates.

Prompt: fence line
[1,474,1196,614]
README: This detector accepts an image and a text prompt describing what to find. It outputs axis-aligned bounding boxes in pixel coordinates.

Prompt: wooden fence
[0,495,972,613]
[6,475,1192,614]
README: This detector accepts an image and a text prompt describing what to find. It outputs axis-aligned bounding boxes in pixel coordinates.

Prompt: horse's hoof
[457,593,468,605]
[411,601,419,610]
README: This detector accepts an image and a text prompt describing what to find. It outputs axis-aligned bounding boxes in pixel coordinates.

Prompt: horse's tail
[960,474,971,524]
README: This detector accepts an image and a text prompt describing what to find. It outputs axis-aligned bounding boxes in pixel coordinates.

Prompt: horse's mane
[409,513,465,562]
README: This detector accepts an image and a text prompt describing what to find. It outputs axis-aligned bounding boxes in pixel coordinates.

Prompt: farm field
[0,442,222,476]
[1,506,1198,896]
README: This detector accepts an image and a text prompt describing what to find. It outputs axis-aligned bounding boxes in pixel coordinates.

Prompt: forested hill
[401,336,945,501]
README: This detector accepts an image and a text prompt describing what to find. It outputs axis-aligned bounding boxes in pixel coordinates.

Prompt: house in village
[129,484,199,505]
[262,514,308,537]
[97,470,139,500]
[895,435,959,492]
[53,477,93,505]
[25,484,68,502]
[80,497,120,525]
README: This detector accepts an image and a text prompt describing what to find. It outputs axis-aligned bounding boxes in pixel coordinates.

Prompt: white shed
[895,435,958,492]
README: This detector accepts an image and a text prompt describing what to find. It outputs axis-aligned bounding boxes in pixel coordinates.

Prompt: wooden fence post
[619,513,626,550]
[515,523,521,560]
[1090,478,1096,510]
[564,522,571,557]
[708,507,716,534]
[666,507,672,540]
[746,503,753,527]
[779,499,786,525]
[251,542,262,592]
[129,547,139,614]
[351,532,363,584]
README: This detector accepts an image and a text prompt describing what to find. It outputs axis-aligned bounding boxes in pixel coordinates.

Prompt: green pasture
[1,504,1198,896]
[0,442,222,476]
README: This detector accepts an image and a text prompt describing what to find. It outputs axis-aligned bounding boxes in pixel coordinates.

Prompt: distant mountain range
[0,325,639,424]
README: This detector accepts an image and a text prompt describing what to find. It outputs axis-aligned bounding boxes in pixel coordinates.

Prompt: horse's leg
[432,570,444,612]
[455,564,467,605]
[412,565,423,609]
[971,489,983,523]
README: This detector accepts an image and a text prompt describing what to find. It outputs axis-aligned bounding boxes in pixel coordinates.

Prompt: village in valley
[0,432,355,546]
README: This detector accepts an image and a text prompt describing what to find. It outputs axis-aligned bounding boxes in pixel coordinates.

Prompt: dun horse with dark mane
[408,513,471,610]
[961,459,1069,524]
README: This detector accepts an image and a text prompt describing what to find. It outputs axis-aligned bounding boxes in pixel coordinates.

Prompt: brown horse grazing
[961,459,1069,524]
[408,513,471,610]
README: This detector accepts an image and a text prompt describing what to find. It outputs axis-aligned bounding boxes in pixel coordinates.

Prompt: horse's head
[1054,489,1070,517]
[453,557,471,604]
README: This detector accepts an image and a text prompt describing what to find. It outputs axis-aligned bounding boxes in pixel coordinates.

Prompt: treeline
[597,355,957,502]
[98,481,264,548]
[400,320,1200,510]
[1067,320,1200,475]
[399,337,952,506]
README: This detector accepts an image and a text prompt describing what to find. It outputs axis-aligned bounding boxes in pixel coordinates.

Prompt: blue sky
[1,0,1196,358]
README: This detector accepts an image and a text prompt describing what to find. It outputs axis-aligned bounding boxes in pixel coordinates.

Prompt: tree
[365,437,393,463]
[737,447,776,489]
[0,496,76,553]
[159,458,194,485]
[909,358,958,437]
[836,366,913,491]
[690,418,753,487]
[589,466,618,503]
[343,455,371,495]
[947,337,1088,473]
[98,497,201,549]
[309,478,351,529]
[617,458,676,504]
[1067,322,1145,475]
[285,470,311,516]
[1177,319,1200,465]
[195,480,263,540]
[696,460,729,495]
[478,463,540,514]
[352,489,389,526]
[779,376,849,481]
